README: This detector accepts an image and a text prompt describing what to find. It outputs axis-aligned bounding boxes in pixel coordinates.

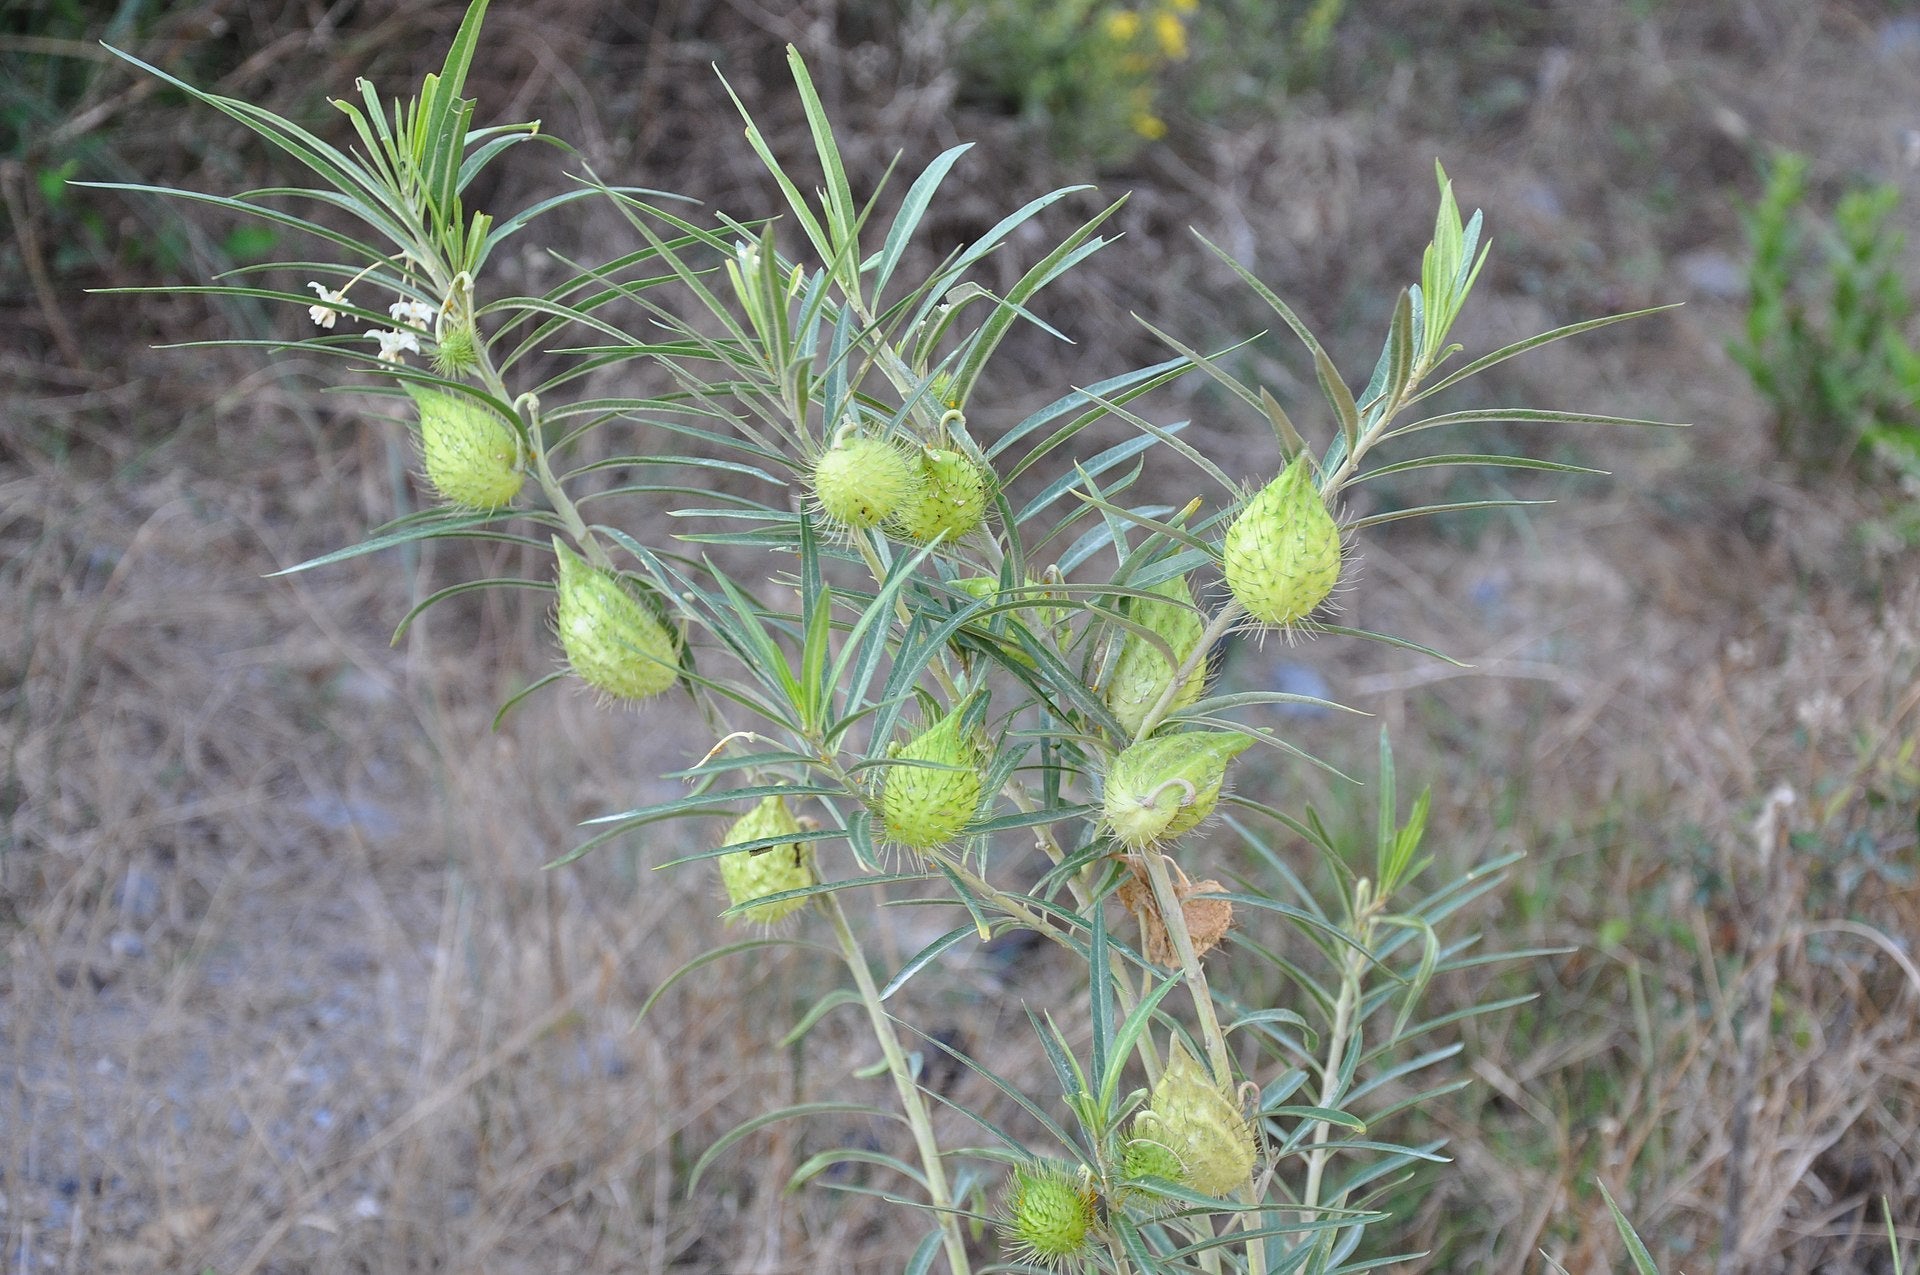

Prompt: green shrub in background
[932,0,1345,168]
[1732,150,1920,488]
[97,2,1689,1269]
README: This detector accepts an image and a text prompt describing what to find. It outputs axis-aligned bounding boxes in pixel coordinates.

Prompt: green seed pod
[552,539,681,702]
[1102,730,1253,848]
[812,435,919,529]
[999,1162,1096,1267]
[1131,1041,1255,1198]
[716,795,815,925]
[1120,1135,1187,1185]
[1105,574,1207,739]
[1223,452,1342,627]
[407,384,523,510]
[889,447,988,543]
[879,710,986,851]
[431,323,480,376]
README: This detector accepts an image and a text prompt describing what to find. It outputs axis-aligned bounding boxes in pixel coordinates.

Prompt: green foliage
[1731,150,1920,486]
[102,5,1682,1271]
[932,0,1345,168]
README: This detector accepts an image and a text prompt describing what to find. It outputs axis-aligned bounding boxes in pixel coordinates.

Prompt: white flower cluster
[304,278,442,364]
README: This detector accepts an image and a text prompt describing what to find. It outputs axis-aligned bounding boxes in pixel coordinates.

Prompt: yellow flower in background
[1151,10,1189,60]
[1105,8,1142,41]
[1132,111,1168,140]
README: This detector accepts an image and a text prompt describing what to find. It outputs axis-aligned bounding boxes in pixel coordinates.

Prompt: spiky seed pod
[1131,1041,1256,1198]
[431,323,480,376]
[407,385,523,510]
[552,539,681,702]
[812,435,919,529]
[999,1162,1097,1267]
[716,796,815,925]
[1223,452,1342,627]
[878,711,986,851]
[1121,1135,1187,1185]
[1105,574,1208,739]
[889,447,989,543]
[1102,730,1253,848]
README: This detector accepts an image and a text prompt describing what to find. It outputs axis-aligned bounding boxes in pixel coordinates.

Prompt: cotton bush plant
[100,3,1683,1270]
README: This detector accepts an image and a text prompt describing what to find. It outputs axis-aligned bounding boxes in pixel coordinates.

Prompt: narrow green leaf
[787,1147,928,1194]
[690,1102,902,1195]
[391,576,549,643]
[1598,1181,1662,1275]
[1263,386,1309,460]
[1411,304,1683,404]
[873,143,972,301]
[633,937,836,1030]
[779,988,863,1047]
[1315,344,1361,455]
[880,925,976,1001]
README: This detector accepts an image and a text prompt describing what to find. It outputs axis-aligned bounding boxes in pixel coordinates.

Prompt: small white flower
[307,281,346,329]
[388,297,437,328]
[369,329,422,363]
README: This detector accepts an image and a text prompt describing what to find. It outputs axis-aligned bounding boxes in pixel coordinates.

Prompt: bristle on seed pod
[889,447,988,543]
[878,710,986,851]
[1130,1040,1255,1198]
[716,795,815,925]
[1102,730,1253,849]
[998,1161,1097,1267]
[1223,452,1341,627]
[406,384,523,510]
[1105,573,1207,739]
[552,539,681,702]
[812,435,919,530]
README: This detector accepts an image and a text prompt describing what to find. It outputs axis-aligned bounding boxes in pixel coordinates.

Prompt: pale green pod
[1222,452,1341,626]
[1106,574,1207,738]
[1102,730,1253,848]
[407,384,523,510]
[878,711,986,850]
[812,435,919,529]
[553,540,681,702]
[889,447,989,543]
[716,795,815,925]
[1130,1041,1255,1198]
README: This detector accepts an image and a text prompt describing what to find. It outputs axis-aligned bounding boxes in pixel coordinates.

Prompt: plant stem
[825,894,972,1275]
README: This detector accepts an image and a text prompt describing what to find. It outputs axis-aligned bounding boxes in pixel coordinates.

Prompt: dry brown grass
[5,0,1920,1271]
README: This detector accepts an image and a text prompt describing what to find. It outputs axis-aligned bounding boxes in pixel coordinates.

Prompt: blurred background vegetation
[3,0,1917,1271]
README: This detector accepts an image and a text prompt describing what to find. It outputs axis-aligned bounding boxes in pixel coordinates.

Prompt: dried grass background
[4,0,1919,1271]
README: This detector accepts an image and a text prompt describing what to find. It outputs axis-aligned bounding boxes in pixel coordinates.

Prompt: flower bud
[1102,730,1252,848]
[878,710,986,851]
[1130,1040,1255,1198]
[1223,453,1341,626]
[716,795,815,925]
[407,385,523,510]
[1105,574,1207,738]
[889,447,988,543]
[552,539,681,702]
[999,1162,1096,1266]
[812,435,918,529]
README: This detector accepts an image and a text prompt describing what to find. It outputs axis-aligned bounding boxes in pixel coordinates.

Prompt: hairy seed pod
[1131,1041,1255,1198]
[716,795,815,925]
[999,1162,1096,1267]
[1102,730,1253,848]
[889,447,988,543]
[812,435,918,529]
[552,540,681,702]
[407,384,523,510]
[1106,574,1207,738]
[879,711,986,851]
[1121,1135,1187,1185]
[431,323,480,376]
[1223,453,1341,626]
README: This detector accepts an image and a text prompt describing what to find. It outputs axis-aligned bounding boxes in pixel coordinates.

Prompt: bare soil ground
[4,1,1918,1271]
